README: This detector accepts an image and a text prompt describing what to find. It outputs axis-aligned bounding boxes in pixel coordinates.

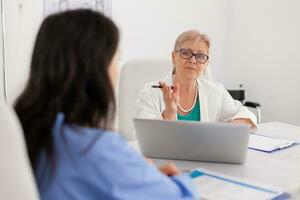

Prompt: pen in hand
[151,85,174,89]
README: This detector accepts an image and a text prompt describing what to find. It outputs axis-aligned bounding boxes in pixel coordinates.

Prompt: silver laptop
[133,118,250,164]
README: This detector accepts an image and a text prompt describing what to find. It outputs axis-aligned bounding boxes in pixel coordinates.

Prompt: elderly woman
[136,29,257,128]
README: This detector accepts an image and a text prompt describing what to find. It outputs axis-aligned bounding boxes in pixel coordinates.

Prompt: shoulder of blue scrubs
[39,113,198,200]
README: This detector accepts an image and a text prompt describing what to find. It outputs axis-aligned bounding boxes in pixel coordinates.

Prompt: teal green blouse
[177,99,201,121]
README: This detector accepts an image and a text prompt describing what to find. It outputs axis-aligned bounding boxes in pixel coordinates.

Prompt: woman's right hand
[159,162,180,176]
[160,81,179,120]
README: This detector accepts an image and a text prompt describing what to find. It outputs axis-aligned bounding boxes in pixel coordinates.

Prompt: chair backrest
[118,58,171,140]
[0,101,39,199]
[118,57,212,140]
[227,90,245,103]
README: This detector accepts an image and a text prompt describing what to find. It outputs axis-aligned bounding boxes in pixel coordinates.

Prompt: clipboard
[190,169,290,200]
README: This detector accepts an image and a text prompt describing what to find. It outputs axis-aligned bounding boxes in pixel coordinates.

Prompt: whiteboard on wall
[44,0,112,17]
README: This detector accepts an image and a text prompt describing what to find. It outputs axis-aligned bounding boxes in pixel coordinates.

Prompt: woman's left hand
[231,118,257,131]
[145,157,180,176]
[158,162,180,176]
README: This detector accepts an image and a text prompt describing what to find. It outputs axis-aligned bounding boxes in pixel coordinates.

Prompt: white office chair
[118,57,212,141]
[0,101,39,199]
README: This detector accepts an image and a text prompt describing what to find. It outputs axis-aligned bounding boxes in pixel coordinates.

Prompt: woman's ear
[171,52,177,74]
[171,51,176,64]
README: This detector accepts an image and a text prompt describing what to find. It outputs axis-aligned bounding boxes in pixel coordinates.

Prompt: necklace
[177,82,198,113]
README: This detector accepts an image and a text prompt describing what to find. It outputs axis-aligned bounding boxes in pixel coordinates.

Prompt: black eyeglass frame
[176,48,209,64]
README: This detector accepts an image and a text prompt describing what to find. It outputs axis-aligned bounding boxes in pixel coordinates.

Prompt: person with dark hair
[15,9,198,199]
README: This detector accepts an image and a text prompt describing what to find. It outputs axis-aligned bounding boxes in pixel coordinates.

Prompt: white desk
[130,122,300,198]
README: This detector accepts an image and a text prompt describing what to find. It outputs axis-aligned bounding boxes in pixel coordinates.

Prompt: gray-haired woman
[136,29,257,129]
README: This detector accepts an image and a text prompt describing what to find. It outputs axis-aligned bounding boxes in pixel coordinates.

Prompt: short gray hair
[173,29,210,51]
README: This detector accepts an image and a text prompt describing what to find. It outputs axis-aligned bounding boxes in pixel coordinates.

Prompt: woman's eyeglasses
[176,49,209,64]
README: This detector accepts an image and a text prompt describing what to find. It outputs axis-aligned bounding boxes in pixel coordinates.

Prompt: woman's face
[172,40,209,81]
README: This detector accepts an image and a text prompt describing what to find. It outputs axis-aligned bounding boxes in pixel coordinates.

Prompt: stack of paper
[248,134,297,153]
[190,169,289,200]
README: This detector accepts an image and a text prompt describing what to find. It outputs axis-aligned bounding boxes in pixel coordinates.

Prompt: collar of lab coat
[160,72,209,121]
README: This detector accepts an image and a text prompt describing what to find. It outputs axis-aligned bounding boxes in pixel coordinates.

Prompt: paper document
[190,169,289,200]
[249,134,297,153]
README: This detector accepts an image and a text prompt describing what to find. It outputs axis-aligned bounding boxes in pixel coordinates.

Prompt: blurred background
[0,0,299,125]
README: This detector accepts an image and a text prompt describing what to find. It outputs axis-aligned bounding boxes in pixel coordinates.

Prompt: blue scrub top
[36,113,198,200]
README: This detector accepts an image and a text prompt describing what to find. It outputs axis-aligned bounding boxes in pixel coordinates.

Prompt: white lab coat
[135,72,257,125]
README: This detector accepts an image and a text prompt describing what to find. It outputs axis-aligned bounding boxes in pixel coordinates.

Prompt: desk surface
[130,122,300,198]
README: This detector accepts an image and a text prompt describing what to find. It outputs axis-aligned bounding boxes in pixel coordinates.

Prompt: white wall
[112,0,229,83]
[0,10,3,101]
[4,0,43,104]
[227,0,300,125]
[3,0,228,104]
[1,0,299,125]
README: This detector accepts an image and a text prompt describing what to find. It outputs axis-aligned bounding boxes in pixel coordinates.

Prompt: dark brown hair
[14,9,119,174]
